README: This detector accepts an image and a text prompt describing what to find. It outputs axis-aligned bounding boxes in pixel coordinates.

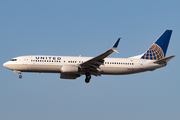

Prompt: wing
[79,38,120,69]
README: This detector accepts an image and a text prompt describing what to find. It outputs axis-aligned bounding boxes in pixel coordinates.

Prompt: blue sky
[0,0,180,120]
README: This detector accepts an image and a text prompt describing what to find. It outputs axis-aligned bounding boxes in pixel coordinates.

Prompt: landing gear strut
[85,72,91,83]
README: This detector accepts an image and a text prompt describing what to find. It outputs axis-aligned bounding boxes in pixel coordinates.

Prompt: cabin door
[139,60,145,69]
[23,57,27,65]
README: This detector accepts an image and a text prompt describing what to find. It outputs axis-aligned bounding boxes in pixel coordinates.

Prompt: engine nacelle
[61,65,79,73]
[60,73,80,79]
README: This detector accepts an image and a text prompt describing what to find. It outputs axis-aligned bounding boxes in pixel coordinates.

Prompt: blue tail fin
[141,30,172,60]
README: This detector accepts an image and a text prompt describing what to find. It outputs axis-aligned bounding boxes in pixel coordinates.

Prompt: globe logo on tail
[141,44,164,60]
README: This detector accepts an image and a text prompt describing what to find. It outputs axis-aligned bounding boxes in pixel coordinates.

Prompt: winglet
[111,38,121,53]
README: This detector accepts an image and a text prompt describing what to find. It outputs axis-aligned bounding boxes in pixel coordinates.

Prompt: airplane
[3,30,175,83]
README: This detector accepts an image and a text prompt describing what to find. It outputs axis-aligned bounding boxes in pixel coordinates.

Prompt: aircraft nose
[3,62,9,69]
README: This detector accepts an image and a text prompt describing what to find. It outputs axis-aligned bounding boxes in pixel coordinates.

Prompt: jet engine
[61,65,79,73]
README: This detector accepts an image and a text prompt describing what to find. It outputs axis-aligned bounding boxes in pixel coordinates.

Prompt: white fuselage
[3,30,174,83]
[3,55,166,75]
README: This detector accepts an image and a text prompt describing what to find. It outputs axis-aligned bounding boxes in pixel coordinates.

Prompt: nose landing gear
[13,70,22,79]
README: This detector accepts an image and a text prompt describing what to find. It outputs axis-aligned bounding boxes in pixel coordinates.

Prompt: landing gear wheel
[85,73,91,83]
[19,75,22,79]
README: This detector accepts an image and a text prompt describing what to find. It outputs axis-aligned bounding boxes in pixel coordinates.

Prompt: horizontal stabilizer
[153,55,175,64]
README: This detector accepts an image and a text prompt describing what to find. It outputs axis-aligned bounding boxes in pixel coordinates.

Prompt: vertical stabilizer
[141,30,172,60]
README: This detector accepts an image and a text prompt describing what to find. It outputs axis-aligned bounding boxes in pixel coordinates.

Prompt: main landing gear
[85,72,91,83]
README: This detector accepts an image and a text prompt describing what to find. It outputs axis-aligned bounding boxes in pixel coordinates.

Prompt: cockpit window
[11,59,17,61]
